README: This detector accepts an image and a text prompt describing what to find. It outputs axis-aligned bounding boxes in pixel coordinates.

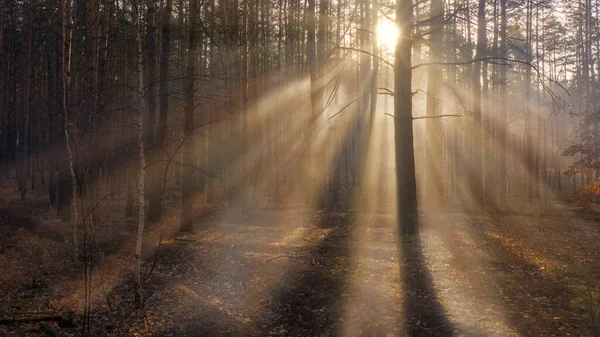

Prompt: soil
[1,186,599,337]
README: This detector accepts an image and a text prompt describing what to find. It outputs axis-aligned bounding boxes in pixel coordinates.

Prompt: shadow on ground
[400,231,457,337]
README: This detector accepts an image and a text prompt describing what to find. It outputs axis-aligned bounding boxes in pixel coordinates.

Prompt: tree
[146,0,161,222]
[498,0,508,204]
[471,0,486,205]
[151,0,172,222]
[132,0,147,308]
[180,0,199,232]
[395,0,418,235]
[425,0,445,206]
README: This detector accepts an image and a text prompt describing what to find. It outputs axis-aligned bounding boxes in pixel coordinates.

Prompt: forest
[0,0,600,335]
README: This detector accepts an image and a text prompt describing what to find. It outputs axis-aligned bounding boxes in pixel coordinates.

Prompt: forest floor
[1,185,600,336]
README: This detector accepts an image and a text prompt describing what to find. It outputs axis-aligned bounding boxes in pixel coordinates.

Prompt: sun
[376,19,399,51]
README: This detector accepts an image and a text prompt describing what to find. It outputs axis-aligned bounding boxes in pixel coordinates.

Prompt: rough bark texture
[395,0,418,236]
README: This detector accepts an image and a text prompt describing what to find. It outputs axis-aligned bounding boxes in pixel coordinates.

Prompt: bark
[47,9,57,207]
[0,0,4,52]
[471,0,486,206]
[180,0,198,232]
[395,0,418,235]
[525,0,535,200]
[18,0,33,201]
[425,0,444,206]
[58,0,74,222]
[369,0,378,125]
[498,0,508,204]
[306,0,317,204]
[146,0,162,222]
[148,0,172,222]
[132,0,147,308]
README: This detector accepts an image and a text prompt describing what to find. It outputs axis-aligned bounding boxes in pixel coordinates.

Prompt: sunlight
[419,214,519,336]
[339,93,403,336]
[376,19,399,52]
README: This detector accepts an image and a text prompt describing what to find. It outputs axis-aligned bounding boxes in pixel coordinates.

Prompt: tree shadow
[399,232,457,337]
[453,215,593,336]
[252,211,353,336]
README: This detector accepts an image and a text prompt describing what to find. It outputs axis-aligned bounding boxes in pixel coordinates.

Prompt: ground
[0,185,599,336]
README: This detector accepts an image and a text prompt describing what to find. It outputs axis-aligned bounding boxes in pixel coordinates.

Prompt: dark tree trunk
[146,0,161,222]
[180,0,198,232]
[148,0,172,222]
[471,0,486,206]
[395,0,418,235]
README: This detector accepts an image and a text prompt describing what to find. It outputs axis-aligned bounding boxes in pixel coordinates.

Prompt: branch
[412,56,518,70]
[413,114,462,120]
[385,113,463,120]
[326,94,368,121]
[337,46,395,69]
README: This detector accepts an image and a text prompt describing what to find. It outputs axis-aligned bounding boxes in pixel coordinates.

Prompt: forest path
[132,207,600,337]
[1,188,599,336]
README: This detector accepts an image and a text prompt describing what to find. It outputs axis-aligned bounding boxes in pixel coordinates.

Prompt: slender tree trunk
[498,0,508,204]
[471,0,486,206]
[59,0,74,222]
[146,0,161,222]
[0,0,4,53]
[306,0,318,204]
[425,0,444,206]
[132,0,146,308]
[151,0,172,222]
[369,0,378,125]
[180,0,198,232]
[0,0,4,178]
[525,0,535,201]
[18,0,33,201]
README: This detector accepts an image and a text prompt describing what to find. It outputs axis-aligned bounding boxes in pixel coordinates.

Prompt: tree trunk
[425,0,444,206]
[180,0,198,232]
[18,0,33,201]
[149,0,172,222]
[146,0,161,222]
[525,0,535,201]
[498,0,508,204]
[395,0,418,235]
[132,0,147,308]
[471,0,486,206]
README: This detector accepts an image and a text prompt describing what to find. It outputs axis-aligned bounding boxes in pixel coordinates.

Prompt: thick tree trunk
[395,0,418,235]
